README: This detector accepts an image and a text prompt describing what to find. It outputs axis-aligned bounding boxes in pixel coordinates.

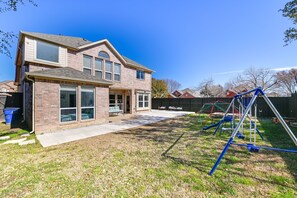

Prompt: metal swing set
[209,87,297,176]
[203,94,264,141]
[209,91,264,140]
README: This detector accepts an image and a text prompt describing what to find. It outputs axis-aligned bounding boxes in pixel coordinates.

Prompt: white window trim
[105,61,113,81]
[81,87,95,121]
[136,70,145,80]
[109,94,122,107]
[98,51,110,59]
[114,63,121,82]
[137,93,150,110]
[95,58,103,79]
[35,40,60,64]
[59,86,78,123]
[83,54,93,74]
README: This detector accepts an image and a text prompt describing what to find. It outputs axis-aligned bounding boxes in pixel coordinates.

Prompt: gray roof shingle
[26,67,113,85]
[22,31,92,49]
[21,31,153,72]
[122,55,152,71]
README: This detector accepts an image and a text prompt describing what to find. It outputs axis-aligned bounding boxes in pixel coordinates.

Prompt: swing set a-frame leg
[213,120,223,135]
[209,137,233,175]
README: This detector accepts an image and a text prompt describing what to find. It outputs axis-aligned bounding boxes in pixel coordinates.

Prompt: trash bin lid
[3,107,20,112]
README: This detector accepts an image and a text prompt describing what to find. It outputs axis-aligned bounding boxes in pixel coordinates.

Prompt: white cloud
[213,70,243,75]
[270,66,297,71]
[213,66,297,76]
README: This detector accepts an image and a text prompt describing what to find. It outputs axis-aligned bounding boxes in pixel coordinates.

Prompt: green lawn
[0,115,296,197]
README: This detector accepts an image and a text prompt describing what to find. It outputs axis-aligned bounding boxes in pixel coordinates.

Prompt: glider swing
[209,87,297,176]
[201,100,239,132]
[203,94,264,141]
[197,101,233,128]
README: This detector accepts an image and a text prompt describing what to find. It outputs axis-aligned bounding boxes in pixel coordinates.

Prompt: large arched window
[98,51,110,59]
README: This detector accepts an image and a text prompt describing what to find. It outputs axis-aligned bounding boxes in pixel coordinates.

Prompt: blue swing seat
[247,144,260,152]
[237,132,245,139]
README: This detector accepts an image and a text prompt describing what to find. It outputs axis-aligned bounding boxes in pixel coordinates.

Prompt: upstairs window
[105,61,113,80]
[36,41,59,63]
[136,70,145,80]
[95,58,103,79]
[83,55,92,75]
[98,51,110,59]
[114,63,121,81]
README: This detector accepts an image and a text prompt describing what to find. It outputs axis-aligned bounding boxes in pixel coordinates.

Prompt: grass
[0,115,296,197]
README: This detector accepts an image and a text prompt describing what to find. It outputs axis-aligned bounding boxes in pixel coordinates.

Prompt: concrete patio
[36,110,193,147]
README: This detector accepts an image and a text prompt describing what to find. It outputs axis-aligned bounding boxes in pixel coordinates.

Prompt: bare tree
[228,67,277,92]
[0,31,17,58]
[0,0,37,57]
[163,79,181,93]
[275,68,297,95]
[197,78,223,97]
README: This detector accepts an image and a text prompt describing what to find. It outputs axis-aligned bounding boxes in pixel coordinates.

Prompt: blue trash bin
[3,108,20,125]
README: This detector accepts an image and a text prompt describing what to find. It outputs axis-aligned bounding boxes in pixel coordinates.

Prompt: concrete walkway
[36,110,193,147]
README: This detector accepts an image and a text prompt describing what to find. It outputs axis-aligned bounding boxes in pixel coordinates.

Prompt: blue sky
[0,0,296,88]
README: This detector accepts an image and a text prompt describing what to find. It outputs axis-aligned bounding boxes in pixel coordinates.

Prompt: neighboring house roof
[167,93,176,98]
[226,89,237,96]
[172,88,202,98]
[0,80,14,87]
[19,31,153,72]
[180,91,195,98]
[172,90,183,94]
[0,80,11,84]
[0,80,18,91]
[178,88,202,97]
[25,67,113,86]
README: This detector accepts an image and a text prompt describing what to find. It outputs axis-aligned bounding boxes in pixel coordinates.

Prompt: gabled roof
[22,31,92,49]
[19,31,153,72]
[122,55,152,71]
[173,90,183,94]
[175,88,202,97]
[0,80,17,89]
[25,67,113,86]
[167,93,177,98]
[0,80,13,84]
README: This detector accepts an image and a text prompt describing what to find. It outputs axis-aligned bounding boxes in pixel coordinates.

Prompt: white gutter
[25,75,35,134]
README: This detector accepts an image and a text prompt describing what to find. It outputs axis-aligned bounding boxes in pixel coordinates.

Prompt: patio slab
[36,110,193,147]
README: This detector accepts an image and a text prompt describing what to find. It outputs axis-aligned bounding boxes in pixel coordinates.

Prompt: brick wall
[34,79,109,134]
[67,43,152,92]
[34,80,60,132]
[67,42,152,113]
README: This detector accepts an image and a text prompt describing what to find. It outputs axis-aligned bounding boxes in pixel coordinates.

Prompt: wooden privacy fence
[152,93,297,118]
[0,93,23,121]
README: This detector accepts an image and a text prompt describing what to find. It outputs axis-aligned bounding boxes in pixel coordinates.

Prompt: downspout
[25,75,35,134]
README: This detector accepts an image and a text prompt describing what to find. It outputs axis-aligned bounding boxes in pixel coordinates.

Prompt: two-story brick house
[15,31,153,134]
